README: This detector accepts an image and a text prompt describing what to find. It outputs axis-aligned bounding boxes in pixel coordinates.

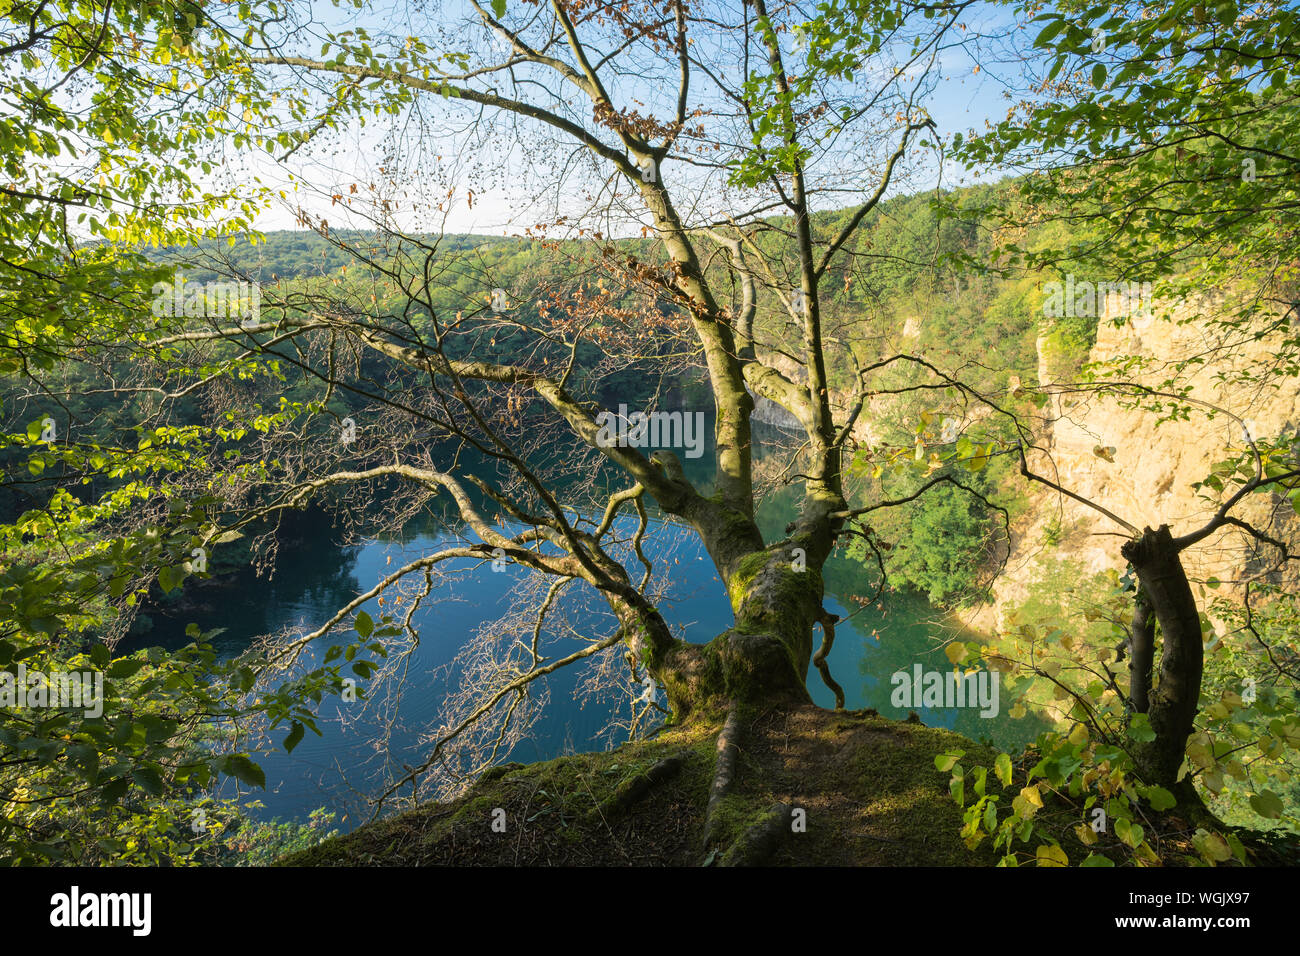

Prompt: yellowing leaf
[1036,843,1068,867]
[1194,829,1233,863]
[994,753,1013,787]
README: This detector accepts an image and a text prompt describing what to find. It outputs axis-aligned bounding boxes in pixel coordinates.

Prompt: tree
[0,0,349,864]
[6,0,1296,867]
[949,0,1300,797]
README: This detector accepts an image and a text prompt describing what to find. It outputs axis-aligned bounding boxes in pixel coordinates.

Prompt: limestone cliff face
[963,294,1299,635]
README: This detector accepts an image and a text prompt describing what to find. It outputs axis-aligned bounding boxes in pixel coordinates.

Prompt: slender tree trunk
[1121,526,1204,789]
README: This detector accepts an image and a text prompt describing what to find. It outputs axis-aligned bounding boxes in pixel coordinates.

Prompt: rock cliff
[963,293,1299,635]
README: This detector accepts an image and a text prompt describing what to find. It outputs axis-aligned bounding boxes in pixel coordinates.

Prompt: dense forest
[1,0,1298,903]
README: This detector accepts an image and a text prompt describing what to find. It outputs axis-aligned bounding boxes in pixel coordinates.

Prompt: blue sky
[244,0,1027,235]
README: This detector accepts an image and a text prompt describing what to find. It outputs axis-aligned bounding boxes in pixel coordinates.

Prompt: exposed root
[701,702,742,857]
[720,802,792,867]
[813,609,845,710]
[596,753,686,820]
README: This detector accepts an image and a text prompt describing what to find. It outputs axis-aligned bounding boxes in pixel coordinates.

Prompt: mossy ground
[278,703,1298,866]
[281,721,718,866]
[282,705,1004,866]
[731,706,1000,865]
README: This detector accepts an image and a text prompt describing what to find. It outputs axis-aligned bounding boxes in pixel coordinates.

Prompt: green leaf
[491,0,506,18]
[220,754,266,789]
[1143,786,1177,811]
[158,564,182,594]
[1249,789,1284,819]
[994,753,1013,787]
[1091,63,1107,88]
[1034,19,1067,47]
[355,610,374,638]
[934,749,965,772]
[66,744,99,783]
[283,721,305,754]
[1127,713,1156,742]
[131,767,164,796]
[1123,823,1144,849]
[107,657,148,679]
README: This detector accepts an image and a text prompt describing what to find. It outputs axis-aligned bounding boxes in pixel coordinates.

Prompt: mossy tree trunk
[627,470,845,717]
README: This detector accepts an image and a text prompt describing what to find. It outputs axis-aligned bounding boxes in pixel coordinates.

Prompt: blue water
[125,432,1046,831]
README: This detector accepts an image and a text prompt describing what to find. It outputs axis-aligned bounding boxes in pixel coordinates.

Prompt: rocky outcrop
[963,293,1299,635]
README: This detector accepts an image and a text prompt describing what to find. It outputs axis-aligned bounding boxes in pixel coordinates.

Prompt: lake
[122,421,1047,832]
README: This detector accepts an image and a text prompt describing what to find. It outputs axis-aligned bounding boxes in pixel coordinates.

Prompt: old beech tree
[217,0,971,739]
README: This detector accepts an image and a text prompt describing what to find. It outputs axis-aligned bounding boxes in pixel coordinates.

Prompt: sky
[228,0,1029,237]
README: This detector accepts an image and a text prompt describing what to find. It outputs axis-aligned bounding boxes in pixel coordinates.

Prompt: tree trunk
[1121,526,1204,789]
[642,539,826,717]
[1128,588,1154,714]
